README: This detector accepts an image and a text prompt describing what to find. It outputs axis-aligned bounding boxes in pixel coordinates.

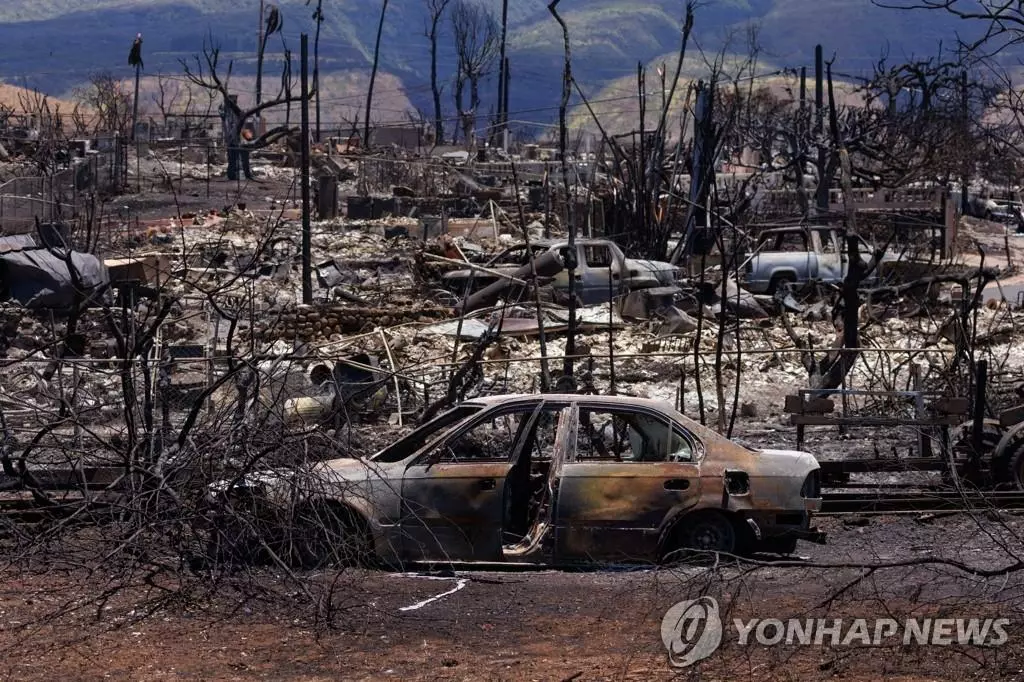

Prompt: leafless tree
[424,0,453,145]
[451,0,498,147]
[76,73,132,137]
[874,0,1024,57]
[17,88,71,175]
[181,38,315,152]
[152,75,194,128]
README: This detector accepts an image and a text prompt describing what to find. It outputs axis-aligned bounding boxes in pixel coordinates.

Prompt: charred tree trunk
[453,65,466,144]
[363,0,390,147]
[469,75,481,149]
[812,60,866,391]
[496,0,509,144]
[429,13,445,144]
[549,0,577,388]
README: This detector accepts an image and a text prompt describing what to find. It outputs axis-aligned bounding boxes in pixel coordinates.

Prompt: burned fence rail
[819,490,1024,515]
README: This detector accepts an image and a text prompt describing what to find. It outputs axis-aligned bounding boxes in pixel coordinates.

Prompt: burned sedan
[212,394,822,566]
[442,238,683,306]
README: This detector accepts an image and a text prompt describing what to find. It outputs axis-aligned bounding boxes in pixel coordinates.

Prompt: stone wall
[248,303,451,343]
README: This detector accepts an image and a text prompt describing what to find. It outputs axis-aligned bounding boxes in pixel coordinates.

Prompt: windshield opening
[370,404,484,463]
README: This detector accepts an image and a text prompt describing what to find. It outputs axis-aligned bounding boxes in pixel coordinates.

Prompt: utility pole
[814,44,828,214]
[300,34,312,305]
[256,0,265,108]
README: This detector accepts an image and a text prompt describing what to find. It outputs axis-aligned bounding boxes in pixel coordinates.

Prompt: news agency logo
[661,597,1011,668]
[660,597,723,667]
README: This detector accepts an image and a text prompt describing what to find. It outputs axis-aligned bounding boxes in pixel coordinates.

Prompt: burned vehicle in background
[742,226,892,294]
[210,394,823,567]
[442,238,684,309]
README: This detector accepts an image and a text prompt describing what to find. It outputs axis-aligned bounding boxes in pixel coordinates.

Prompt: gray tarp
[0,248,109,308]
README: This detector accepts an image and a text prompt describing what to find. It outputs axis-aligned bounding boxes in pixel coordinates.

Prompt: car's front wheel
[292,503,371,569]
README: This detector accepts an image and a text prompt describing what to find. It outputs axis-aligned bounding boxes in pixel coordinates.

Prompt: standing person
[219,94,254,181]
[239,121,255,181]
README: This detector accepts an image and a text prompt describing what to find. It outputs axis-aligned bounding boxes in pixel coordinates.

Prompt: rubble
[0,134,1021,485]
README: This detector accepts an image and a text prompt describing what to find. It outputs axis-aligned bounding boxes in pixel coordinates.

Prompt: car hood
[624,258,678,283]
[317,456,391,482]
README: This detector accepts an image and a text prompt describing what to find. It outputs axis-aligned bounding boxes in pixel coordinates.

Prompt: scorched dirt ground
[1,514,1023,681]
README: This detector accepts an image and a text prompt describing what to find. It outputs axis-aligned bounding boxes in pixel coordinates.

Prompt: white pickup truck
[742,226,882,294]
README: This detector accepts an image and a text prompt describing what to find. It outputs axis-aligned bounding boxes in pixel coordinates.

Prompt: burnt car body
[214,394,823,566]
[442,239,683,305]
[743,226,889,295]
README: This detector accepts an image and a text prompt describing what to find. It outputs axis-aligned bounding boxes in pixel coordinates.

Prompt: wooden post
[72,363,82,448]
[972,359,988,469]
[912,363,929,457]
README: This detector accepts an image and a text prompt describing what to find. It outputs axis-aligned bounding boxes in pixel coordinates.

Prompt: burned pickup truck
[742,226,888,294]
[209,394,824,567]
[442,238,683,307]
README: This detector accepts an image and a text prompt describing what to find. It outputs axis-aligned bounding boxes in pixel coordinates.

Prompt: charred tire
[951,421,1002,486]
[661,511,738,563]
[994,435,1024,490]
[292,502,372,569]
[767,274,796,296]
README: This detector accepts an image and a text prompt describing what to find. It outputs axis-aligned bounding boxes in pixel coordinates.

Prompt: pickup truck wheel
[768,274,795,295]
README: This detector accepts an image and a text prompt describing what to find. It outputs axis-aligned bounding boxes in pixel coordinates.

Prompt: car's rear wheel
[662,511,737,563]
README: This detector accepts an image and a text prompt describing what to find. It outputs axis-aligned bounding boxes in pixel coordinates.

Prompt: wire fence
[0,140,128,235]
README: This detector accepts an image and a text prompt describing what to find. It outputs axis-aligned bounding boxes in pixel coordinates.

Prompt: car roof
[523,238,613,248]
[466,392,674,411]
[759,225,835,234]
[464,393,733,445]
